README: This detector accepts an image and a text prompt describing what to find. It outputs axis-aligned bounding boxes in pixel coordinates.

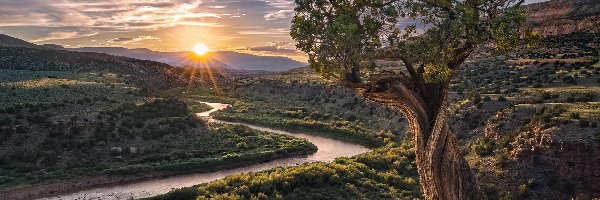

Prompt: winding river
[36,102,370,200]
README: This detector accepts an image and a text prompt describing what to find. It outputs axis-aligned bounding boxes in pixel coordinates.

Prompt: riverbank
[3,102,369,200]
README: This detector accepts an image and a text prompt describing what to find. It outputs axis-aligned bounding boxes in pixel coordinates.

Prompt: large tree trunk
[356,81,483,200]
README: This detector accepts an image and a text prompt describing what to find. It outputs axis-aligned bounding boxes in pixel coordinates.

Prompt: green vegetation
[169,83,408,148]
[213,103,385,147]
[0,71,316,191]
[145,141,421,200]
[146,82,422,200]
[0,69,145,116]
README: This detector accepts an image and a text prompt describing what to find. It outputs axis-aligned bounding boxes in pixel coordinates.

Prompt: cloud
[263,0,294,9]
[209,5,227,9]
[101,35,161,45]
[265,10,293,21]
[0,0,304,60]
[238,28,290,35]
[0,1,228,31]
[31,31,99,42]
[247,41,302,55]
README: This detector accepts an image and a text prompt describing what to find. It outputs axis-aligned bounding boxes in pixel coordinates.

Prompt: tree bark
[355,80,483,200]
[345,65,362,83]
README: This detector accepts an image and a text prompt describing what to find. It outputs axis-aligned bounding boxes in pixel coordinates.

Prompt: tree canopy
[291,0,535,84]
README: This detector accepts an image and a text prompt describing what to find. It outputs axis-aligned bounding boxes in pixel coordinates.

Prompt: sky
[0,0,549,62]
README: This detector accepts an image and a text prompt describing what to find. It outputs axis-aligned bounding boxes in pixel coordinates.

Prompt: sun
[193,43,209,55]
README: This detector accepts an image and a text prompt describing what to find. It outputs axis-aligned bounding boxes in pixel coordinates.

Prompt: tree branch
[398,55,426,95]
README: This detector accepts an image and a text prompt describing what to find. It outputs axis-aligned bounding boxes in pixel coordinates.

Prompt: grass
[520,86,600,95]
[556,102,600,122]
[0,69,145,117]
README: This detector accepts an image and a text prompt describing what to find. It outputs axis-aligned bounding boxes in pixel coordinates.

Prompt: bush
[27,114,48,124]
[579,120,589,127]
[471,137,495,157]
[141,187,200,200]
[0,117,12,126]
[569,112,580,120]
[497,96,507,101]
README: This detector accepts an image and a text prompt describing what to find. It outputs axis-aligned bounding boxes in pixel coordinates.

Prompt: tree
[291,1,399,83]
[291,0,535,199]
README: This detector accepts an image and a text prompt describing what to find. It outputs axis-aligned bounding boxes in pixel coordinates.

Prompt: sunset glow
[0,0,544,62]
[193,43,209,55]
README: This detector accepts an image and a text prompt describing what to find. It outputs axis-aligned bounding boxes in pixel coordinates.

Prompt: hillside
[0,35,228,90]
[0,34,41,49]
[72,47,308,72]
[525,0,600,36]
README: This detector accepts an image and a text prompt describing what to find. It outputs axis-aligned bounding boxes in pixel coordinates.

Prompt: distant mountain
[525,0,600,36]
[285,66,314,74]
[41,44,66,49]
[0,34,227,89]
[210,51,308,72]
[71,47,307,72]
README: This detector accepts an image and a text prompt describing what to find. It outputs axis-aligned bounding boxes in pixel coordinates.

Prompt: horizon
[0,0,549,62]
[1,0,599,199]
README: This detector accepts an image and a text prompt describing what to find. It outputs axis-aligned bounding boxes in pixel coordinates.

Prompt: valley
[0,0,599,199]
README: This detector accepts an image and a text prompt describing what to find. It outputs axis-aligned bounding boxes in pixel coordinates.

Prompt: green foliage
[291,0,396,82]
[423,63,452,83]
[470,137,496,157]
[108,99,189,120]
[146,141,422,200]
[214,111,384,147]
[529,105,567,125]
[517,179,536,198]
[489,6,529,53]
[140,187,200,200]
[0,92,317,190]
[187,101,213,113]
[291,0,533,83]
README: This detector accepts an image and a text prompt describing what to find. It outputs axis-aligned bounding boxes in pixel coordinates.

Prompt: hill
[525,0,600,36]
[71,47,307,72]
[0,34,41,49]
[0,34,228,90]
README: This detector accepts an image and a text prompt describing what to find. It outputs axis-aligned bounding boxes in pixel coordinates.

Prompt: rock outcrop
[525,0,600,36]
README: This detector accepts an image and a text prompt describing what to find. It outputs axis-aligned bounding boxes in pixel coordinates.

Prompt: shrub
[579,120,589,127]
[471,137,495,157]
[0,117,12,126]
[222,153,241,161]
[27,114,48,124]
[483,96,491,102]
[497,95,507,101]
[569,112,580,120]
[141,187,200,200]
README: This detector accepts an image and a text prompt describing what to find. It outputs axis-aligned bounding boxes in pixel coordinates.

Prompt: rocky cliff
[525,0,599,36]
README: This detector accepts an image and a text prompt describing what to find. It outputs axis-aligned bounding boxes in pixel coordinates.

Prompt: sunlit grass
[520,86,600,95]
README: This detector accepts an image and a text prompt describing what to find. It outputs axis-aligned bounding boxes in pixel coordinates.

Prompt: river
[37,102,370,200]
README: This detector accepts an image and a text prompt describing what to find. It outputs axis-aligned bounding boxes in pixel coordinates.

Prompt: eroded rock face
[529,140,600,194]
[525,0,600,36]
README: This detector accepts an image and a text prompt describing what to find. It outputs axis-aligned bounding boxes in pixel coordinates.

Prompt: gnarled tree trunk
[355,79,483,200]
